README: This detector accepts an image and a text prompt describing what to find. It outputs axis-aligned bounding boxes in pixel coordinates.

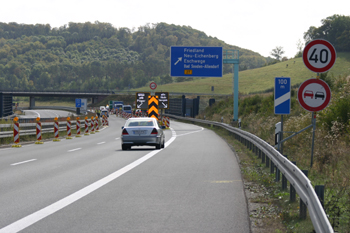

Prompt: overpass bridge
[0,90,112,117]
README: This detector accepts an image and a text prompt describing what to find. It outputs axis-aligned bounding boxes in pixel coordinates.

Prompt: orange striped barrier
[53,117,60,141]
[84,117,89,135]
[76,117,81,137]
[12,117,21,147]
[66,117,72,139]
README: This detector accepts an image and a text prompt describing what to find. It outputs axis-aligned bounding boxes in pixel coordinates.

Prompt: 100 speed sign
[303,39,336,73]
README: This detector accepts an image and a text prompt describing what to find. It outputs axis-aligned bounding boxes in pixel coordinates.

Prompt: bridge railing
[166,114,333,233]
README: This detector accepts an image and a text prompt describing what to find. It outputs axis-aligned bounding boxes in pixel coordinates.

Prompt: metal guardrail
[166,114,333,233]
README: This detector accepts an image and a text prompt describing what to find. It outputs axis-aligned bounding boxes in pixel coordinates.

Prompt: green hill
[134,52,350,94]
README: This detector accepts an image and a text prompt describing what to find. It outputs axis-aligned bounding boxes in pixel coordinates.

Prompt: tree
[295,39,304,58]
[270,46,285,61]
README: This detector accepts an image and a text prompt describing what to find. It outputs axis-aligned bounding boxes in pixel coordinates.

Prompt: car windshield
[124,106,132,110]
[127,121,154,127]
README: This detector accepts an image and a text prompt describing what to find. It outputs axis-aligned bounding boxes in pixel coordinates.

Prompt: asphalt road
[20,109,77,118]
[0,115,250,233]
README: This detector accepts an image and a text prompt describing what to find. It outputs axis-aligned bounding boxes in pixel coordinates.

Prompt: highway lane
[0,116,249,232]
[20,109,77,118]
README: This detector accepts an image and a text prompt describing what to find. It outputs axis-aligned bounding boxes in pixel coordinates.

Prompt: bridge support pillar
[30,96,35,109]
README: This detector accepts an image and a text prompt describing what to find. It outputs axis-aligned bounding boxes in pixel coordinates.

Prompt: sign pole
[310,72,320,167]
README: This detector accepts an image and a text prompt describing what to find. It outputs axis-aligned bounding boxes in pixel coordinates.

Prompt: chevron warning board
[148,95,159,120]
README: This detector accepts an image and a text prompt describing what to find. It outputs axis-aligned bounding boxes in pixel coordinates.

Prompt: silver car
[121,118,165,150]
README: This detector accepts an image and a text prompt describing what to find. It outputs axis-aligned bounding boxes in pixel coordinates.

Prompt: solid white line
[68,148,81,152]
[0,131,177,233]
[97,142,105,145]
[11,159,37,166]
[115,138,120,140]
[176,127,204,137]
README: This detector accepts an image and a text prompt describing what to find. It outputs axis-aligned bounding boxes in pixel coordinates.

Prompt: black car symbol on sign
[315,91,325,100]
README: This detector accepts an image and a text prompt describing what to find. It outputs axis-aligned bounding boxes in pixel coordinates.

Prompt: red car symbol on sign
[304,90,313,99]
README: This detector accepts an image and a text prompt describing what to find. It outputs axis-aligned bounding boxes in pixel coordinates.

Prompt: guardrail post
[262,152,265,164]
[282,155,288,189]
[266,154,270,168]
[270,159,274,173]
[275,167,280,182]
[315,185,325,209]
[300,170,308,220]
[258,148,261,158]
[290,161,297,202]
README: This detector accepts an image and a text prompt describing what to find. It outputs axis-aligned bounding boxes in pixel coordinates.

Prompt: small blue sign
[274,77,291,114]
[170,46,223,77]
[75,98,81,108]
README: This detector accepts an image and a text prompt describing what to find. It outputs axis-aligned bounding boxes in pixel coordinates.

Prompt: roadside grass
[191,122,315,232]
[133,52,350,95]
[195,73,350,231]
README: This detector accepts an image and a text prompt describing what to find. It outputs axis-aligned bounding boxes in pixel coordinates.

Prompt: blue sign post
[170,46,223,77]
[75,98,81,108]
[274,77,291,115]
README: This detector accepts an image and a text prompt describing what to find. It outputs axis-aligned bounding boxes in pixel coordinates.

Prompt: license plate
[133,130,146,134]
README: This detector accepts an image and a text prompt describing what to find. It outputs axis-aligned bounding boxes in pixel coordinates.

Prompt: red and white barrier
[76,117,81,137]
[90,117,95,133]
[95,117,99,132]
[66,118,72,139]
[36,122,42,141]
[13,119,20,147]
[53,118,60,141]
[85,118,89,135]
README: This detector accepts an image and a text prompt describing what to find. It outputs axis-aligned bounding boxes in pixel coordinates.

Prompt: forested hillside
[0,22,267,91]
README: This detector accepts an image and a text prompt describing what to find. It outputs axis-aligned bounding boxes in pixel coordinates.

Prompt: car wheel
[161,138,165,148]
[155,143,161,150]
[122,145,127,150]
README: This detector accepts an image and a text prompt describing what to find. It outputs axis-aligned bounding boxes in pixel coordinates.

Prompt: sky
[1,0,349,58]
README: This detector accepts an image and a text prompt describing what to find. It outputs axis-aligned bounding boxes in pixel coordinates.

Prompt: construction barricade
[53,117,60,141]
[12,117,21,147]
[90,116,95,134]
[35,117,43,144]
[76,117,81,137]
[66,117,73,139]
[84,116,89,135]
[95,116,99,132]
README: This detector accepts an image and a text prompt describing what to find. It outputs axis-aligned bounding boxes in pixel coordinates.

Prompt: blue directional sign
[75,98,81,108]
[170,46,223,77]
[274,77,291,114]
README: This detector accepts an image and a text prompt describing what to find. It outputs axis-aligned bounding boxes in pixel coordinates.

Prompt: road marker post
[76,117,81,137]
[90,116,95,134]
[84,116,89,135]
[95,116,99,132]
[12,117,21,147]
[66,117,73,139]
[35,117,43,144]
[53,117,60,141]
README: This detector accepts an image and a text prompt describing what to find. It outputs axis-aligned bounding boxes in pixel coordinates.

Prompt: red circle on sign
[298,79,331,112]
[302,39,336,73]
[150,82,157,90]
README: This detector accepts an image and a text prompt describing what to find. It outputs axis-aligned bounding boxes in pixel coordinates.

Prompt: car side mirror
[121,126,124,129]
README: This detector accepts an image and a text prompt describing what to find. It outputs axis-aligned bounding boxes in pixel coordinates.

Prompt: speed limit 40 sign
[303,39,336,73]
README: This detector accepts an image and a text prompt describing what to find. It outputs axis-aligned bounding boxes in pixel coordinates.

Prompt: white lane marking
[46,110,59,118]
[11,159,37,166]
[68,148,81,152]
[97,142,105,145]
[176,127,204,137]
[0,130,177,233]
[24,110,41,118]
[115,138,120,140]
